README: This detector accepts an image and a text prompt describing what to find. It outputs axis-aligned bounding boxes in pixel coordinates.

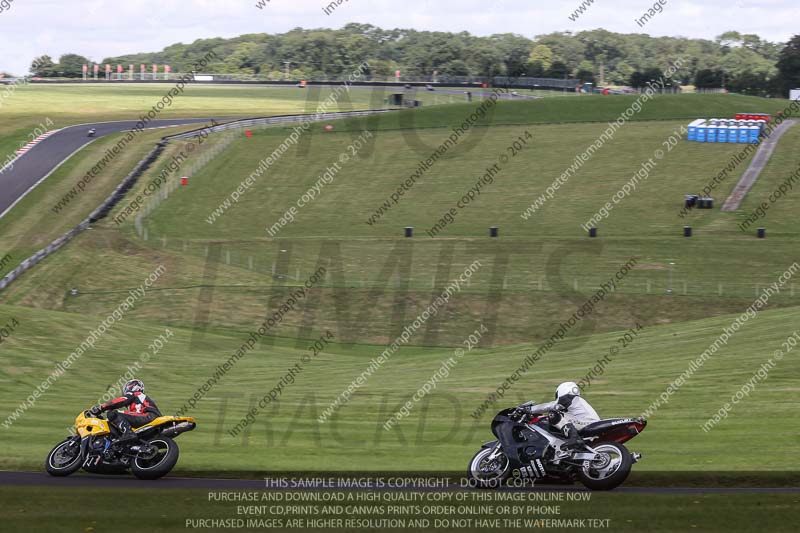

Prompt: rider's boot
[562,423,585,449]
[115,419,138,444]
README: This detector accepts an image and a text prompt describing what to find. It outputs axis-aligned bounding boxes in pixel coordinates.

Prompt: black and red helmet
[122,379,144,396]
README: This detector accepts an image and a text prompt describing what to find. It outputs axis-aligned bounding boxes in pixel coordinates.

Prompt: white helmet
[555,381,581,400]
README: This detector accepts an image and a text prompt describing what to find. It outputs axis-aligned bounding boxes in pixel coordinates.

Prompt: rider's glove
[89,405,102,415]
[553,403,566,412]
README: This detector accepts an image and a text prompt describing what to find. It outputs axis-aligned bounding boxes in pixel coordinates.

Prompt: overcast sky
[0,0,797,74]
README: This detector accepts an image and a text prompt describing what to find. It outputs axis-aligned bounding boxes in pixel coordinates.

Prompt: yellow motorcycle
[45,410,196,480]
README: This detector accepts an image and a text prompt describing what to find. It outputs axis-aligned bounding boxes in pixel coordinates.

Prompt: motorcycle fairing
[74,411,111,438]
[491,409,551,469]
[578,418,647,443]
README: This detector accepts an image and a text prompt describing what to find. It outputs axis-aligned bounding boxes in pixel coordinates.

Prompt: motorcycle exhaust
[161,421,195,438]
[632,452,643,463]
[83,455,101,468]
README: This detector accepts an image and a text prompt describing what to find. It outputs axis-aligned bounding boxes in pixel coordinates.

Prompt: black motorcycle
[468,402,646,490]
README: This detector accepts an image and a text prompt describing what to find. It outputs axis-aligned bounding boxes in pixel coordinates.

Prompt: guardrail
[28,77,581,90]
[165,108,396,140]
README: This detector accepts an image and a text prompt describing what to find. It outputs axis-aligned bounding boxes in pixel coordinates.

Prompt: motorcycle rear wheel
[130,436,179,480]
[467,448,510,489]
[46,438,83,477]
[578,442,633,490]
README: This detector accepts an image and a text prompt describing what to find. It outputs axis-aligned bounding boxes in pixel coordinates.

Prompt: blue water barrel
[728,127,739,143]
[717,126,728,143]
[707,125,718,143]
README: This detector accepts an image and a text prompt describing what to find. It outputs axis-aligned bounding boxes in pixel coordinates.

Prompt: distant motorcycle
[468,401,646,490]
[87,128,96,137]
[46,409,196,480]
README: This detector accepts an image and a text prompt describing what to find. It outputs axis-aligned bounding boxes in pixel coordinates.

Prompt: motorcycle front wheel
[578,442,633,490]
[467,447,510,489]
[45,438,83,477]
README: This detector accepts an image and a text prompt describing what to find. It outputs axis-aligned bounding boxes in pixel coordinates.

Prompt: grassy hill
[7,94,797,342]
[0,300,798,474]
[0,93,798,477]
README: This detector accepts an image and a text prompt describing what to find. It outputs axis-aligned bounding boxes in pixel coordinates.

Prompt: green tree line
[27,25,800,96]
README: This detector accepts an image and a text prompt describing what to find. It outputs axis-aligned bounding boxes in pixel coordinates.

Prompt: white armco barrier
[167,108,396,140]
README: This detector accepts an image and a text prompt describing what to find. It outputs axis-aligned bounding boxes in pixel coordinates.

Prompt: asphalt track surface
[0,118,223,219]
[0,471,796,493]
[721,118,799,211]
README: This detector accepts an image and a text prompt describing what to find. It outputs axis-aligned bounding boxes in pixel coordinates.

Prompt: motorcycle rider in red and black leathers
[90,379,161,443]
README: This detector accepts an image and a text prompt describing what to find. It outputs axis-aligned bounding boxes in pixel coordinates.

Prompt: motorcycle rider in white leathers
[523,382,600,448]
